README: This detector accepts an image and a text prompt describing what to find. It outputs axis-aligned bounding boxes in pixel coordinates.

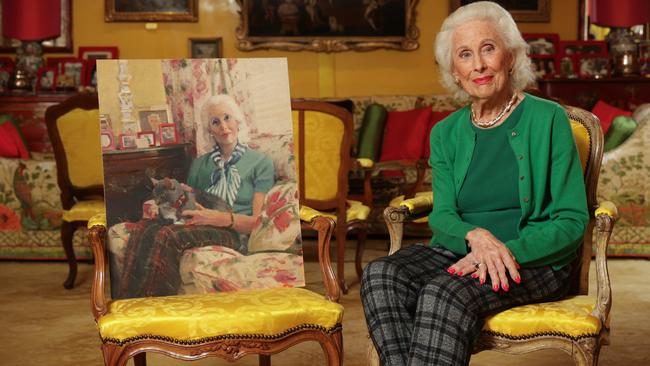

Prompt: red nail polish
[447,268,456,274]
[471,273,478,278]
[502,284,509,292]
[514,276,521,284]
[480,278,485,285]
[457,271,463,276]
[493,284,499,292]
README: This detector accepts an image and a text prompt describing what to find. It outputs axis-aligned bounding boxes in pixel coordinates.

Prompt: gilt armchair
[367,105,618,366]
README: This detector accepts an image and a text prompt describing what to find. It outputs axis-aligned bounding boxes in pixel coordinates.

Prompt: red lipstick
[473,76,493,85]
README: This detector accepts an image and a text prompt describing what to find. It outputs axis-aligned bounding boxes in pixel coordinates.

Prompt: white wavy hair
[200,94,250,145]
[434,1,535,101]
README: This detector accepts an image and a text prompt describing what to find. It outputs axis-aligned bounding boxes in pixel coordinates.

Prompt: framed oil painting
[0,0,73,53]
[235,0,420,52]
[96,58,303,300]
[105,0,198,22]
[189,38,223,58]
[450,0,550,22]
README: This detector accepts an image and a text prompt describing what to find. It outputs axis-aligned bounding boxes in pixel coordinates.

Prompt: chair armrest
[301,215,341,303]
[87,213,109,321]
[592,201,618,327]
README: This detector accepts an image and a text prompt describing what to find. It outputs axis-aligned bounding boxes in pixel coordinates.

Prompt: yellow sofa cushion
[62,200,105,222]
[483,295,601,338]
[299,200,370,223]
[98,287,343,343]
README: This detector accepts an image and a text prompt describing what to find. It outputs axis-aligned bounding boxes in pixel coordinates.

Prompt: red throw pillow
[0,121,30,159]
[591,100,632,134]
[379,107,433,162]
[424,110,454,159]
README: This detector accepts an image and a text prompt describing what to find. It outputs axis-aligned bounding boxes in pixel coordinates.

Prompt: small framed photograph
[639,41,650,77]
[137,106,171,133]
[0,57,14,69]
[53,59,85,90]
[559,41,608,57]
[158,123,178,145]
[558,55,578,79]
[530,55,558,80]
[46,57,78,74]
[36,67,57,92]
[523,33,559,56]
[189,38,223,59]
[119,134,137,149]
[137,131,156,147]
[0,67,11,93]
[578,56,610,79]
[78,46,119,61]
[101,130,116,151]
[99,114,112,130]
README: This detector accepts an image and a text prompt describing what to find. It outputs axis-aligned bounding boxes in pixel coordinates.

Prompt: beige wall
[66,0,578,98]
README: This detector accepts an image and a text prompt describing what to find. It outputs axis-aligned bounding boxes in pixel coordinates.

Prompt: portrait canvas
[530,56,557,80]
[96,58,303,300]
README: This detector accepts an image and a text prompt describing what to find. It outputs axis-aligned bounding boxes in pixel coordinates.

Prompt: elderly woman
[360,2,588,365]
[118,94,274,298]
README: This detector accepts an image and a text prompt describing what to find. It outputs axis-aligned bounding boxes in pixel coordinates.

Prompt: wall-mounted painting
[449,0,550,23]
[235,0,420,52]
[105,0,198,22]
[0,0,73,53]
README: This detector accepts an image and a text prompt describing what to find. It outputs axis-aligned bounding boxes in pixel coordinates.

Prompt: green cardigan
[428,94,589,268]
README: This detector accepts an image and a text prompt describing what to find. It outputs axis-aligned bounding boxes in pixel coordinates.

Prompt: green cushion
[604,116,637,152]
[357,103,388,161]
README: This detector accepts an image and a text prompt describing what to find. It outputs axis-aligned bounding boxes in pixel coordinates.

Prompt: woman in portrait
[117,94,275,299]
[361,2,588,365]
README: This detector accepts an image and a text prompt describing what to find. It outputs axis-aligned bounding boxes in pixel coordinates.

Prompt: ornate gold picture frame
[105,0,198,22]
[235,0,420,52]
[449,0,550,23]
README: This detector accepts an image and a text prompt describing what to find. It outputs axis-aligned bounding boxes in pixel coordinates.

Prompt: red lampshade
[2,0,61,41]
[589,0,650,27]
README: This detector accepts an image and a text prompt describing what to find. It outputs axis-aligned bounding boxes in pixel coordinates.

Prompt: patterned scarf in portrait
[207,142,247,207]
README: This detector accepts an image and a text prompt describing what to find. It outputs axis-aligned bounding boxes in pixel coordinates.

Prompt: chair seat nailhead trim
[102,323,343,346]
[481,330,599,342]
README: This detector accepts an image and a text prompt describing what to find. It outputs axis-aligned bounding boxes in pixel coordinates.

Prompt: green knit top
[457,101,523,243]
[428,94,589,269]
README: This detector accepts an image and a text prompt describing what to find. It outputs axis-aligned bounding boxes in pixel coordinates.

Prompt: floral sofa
[106,131,305,296]
[341,95,650,258]
[0,119,88,260]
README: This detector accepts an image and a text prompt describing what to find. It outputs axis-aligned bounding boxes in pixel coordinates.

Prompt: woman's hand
[182,202,231,227]
[448,228,521,292]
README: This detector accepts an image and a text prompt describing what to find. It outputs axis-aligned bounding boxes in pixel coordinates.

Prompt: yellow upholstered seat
[99,287,344,343]
[483,296,600,338]
[62,200,105,222]
[299,201,371,223]
[389,192,433,224]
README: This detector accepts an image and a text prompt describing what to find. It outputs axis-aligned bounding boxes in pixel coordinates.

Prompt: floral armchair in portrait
[106,131,303,295]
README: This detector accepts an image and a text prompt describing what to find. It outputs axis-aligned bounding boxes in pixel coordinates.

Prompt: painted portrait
[96,58,303,300]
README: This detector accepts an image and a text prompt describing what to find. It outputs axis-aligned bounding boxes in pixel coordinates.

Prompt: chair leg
[61,221,77,289]
[259,354,271,366]
[336,226,349,294]
[133,353,146,366]
[355,228,367,282]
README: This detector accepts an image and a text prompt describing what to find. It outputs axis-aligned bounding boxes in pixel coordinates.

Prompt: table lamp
[590,0,650,76]
[2,0,61,90]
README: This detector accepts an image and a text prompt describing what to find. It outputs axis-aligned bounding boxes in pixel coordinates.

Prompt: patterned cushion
[98,287,343,343]
[483,295,601,338]
[247,181,300,253]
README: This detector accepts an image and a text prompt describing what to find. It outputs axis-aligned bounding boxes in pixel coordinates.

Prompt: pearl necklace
[471,93,519,128]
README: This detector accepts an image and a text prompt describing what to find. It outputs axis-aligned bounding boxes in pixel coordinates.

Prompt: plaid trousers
[361,244,573,366]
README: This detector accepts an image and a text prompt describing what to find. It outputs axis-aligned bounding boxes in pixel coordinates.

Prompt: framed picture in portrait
[137,107,171,133]
[236,0,420,52]
[558,55,578,79]
[101,130,116,151]
[36,67,57,92]
[640,41,650,77]
[58,60,86,90]
[559,41,608,57]
[119,134,138,149]
[0,57,14,69]
[523,33,559,56]
[0,67,12,93]
[158,123,178,145]
[105,0,198,22]
[450,0,550,22]
[0,0,73,53]
[189,38,223,58]
[530,55,558,80]
[79,47,119,87]
[578,56,610,79]
[137,131,156,147]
